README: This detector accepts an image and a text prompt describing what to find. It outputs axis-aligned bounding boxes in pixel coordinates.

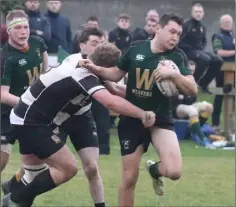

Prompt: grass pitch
[1,133,234,206]
[1,93,235,206]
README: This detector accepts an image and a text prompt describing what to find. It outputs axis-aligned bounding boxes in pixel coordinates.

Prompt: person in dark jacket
[211,14,235,130]
[45,0,72,53]
[179,3,223,93]
[108,13,132,54]
[24,0,51,43]
[132,18,157,42]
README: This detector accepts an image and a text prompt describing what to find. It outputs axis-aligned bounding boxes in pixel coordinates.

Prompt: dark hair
[159,12,184,27]
[118,13,131,21]
[87,16,99,22]
[78,28,104,44]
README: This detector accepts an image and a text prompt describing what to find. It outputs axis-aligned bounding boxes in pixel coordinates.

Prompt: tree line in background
[0,0,24,17]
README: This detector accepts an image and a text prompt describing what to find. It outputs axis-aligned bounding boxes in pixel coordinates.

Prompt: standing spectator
[212,14,235,131]
[133,9,159,36]
[45,0,72,53]
[179,3,223,93]
[71,16,99,54]
[132,18,158,42]
[0,24,8,47]
[24,0,51,43]
[108,13,132,54]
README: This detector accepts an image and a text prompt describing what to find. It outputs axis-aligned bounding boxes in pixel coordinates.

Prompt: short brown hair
[6,10,28,22]
[90,42,121,67]
[118,13,131,21]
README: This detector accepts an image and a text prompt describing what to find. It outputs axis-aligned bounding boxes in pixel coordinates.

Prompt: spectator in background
[132,18,158,42]
[71,16,99,54]
[45,0,72,53]
[108,13,132,54]
[132,9,159,41]
[24,0,51,43]
[0,24,8,47]
[179,3,223,93]
[172,61,214,148]
[211,14,235,131]
[145,9,159,22]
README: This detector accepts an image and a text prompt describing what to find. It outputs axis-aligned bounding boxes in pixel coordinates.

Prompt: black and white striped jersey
[10,53,105,126]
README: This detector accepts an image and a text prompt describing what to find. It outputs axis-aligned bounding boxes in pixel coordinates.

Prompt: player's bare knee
[83,162,98,180]
[162,158,182,180]
[168,168,182,180]
[62,160,78,181]
[122,169,139,189]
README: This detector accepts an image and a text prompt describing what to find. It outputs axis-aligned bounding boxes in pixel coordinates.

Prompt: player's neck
[8,39,29,52]
[150,37,165,53]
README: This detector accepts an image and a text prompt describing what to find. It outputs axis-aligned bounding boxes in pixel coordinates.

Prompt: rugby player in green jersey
[82,12,198,206]
[1,9,48,192]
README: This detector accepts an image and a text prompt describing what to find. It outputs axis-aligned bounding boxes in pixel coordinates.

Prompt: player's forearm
[107,95,145,119]
[1,93,20,107]
[217,49,235,57]
[104,81,126,98]
[172,73,198,96]
[114,84,126,98]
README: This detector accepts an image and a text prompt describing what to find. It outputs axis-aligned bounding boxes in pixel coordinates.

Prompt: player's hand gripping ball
[155,60,180,97]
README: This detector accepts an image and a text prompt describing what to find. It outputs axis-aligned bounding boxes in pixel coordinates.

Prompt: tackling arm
[92,89,144,119]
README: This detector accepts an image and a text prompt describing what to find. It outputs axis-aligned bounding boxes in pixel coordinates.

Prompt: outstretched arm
[92,89,155,128]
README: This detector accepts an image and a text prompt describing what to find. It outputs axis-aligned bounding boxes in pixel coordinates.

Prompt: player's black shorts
[118,115,175,156]
[9,124,65,159]
[1,115,16,145]
[60,110,98,151]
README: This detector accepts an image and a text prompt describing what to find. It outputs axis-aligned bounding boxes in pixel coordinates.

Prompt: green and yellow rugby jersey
[116,40,192,116]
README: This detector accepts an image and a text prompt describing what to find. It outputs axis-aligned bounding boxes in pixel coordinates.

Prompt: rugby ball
[156,60,179,97]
